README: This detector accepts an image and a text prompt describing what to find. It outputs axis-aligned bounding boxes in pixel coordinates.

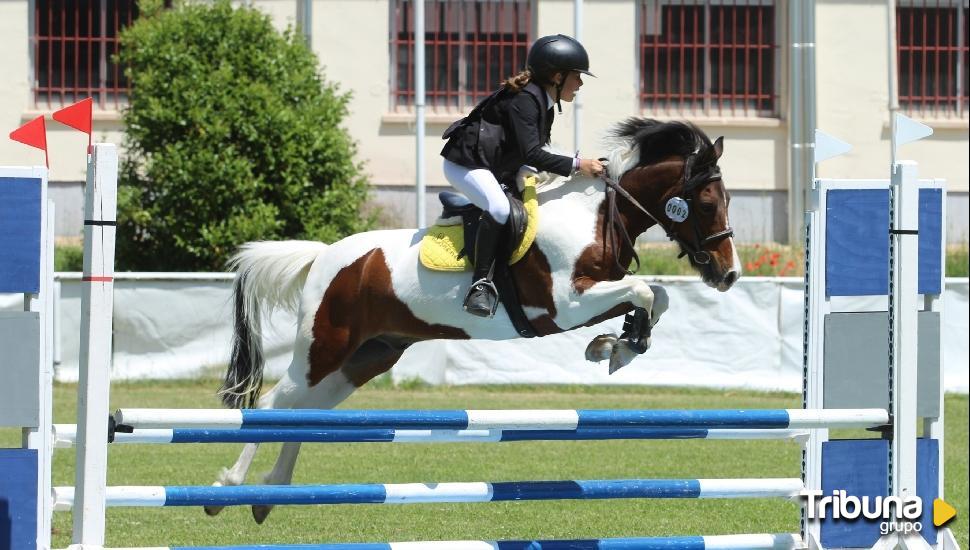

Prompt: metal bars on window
[32,0,138,110]
[638,0,778,117]
[897,0,968,118]
[390,0,532,112]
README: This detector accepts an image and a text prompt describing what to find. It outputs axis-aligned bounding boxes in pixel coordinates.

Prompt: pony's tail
[219,240,328,409]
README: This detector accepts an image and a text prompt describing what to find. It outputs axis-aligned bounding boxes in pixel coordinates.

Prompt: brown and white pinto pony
[206,118,740,523]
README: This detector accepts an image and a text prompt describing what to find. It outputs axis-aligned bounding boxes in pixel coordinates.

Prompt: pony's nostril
[724,271,738,286]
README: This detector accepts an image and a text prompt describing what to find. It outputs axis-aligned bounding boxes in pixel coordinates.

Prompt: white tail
[220,240,328,408]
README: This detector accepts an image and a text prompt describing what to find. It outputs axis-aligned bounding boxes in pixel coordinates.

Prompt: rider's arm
[507,93,574,176]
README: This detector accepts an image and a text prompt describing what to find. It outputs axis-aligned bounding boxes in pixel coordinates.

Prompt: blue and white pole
[53,478,804,510]
[112,408,889,431]
[87,533,804,550]
[54,425,809,446]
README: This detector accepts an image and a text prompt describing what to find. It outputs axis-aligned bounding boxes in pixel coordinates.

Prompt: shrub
[115,0,373,271]
[54,241,84,271]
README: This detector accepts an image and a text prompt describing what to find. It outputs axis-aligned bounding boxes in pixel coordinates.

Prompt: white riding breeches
[442,158,510,224]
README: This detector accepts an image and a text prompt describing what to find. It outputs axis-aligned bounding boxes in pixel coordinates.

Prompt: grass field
[2,381,966,548]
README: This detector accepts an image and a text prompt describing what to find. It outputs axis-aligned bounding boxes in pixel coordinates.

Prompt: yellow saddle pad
[419,175,539,272]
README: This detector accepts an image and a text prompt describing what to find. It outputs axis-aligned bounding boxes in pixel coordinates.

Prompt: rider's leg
[464,211,504,316]
[442,159,511,223]
[442,159,509,317]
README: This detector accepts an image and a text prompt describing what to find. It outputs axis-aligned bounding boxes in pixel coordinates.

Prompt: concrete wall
[0,0,966,243]
[0,0,126,181]
[815,0,968,197]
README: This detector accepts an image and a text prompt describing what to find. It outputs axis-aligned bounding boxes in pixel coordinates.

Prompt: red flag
[53,97,93,135]
[9,115,49,167]
[53,97,93,151]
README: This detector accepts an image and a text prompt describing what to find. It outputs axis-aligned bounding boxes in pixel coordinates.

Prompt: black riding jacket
[441,82,574,185]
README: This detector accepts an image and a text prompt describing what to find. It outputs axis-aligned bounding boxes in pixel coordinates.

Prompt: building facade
[0,0,966,243]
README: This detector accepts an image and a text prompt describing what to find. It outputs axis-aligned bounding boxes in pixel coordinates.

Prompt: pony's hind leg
[250,369,360,523]
[249,338,406,523]
[203,442,260,516]
[204,364,312,517]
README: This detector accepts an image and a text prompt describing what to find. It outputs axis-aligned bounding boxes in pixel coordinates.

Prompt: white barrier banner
[1,275,967,393]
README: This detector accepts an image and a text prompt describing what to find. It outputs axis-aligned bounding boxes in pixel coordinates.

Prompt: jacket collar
[545,90,556,111]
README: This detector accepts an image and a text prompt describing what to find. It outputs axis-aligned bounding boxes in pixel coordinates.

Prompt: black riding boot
[463,212,504,317]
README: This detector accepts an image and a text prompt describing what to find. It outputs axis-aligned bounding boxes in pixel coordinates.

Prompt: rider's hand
[578,158,605,177]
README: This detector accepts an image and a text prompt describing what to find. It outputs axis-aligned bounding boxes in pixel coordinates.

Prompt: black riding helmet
[526,34,595,112]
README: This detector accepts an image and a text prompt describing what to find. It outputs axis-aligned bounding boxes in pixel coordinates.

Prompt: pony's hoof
[203,505,224,516]
[204,480,225,516]
[585,334,617,362]
[608,339,644,374]
[252,504,273,524]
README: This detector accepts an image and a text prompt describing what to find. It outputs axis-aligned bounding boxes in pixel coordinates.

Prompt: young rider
[440,34,606,318]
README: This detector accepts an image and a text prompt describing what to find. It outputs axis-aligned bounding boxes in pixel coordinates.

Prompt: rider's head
[526,34,595,110]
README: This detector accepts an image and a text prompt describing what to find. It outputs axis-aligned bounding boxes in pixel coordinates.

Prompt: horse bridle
[600,153,734,275]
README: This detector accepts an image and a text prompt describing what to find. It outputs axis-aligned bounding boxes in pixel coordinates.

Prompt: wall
[0,0,966,242]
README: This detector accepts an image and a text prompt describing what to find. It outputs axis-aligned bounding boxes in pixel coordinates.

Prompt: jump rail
[112,408,890,431]
[94,533,805,550]
[52,478,805,510]
[53,424,810,446]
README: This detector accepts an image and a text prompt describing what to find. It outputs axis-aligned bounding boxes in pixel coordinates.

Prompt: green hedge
[115,0,373,271]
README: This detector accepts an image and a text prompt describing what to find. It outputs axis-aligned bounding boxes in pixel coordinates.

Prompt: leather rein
[600,154,734,276]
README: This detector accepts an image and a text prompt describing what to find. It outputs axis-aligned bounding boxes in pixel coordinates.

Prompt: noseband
[600,153,734,275]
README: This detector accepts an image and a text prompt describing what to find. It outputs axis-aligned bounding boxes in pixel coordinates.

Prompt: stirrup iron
[463,277,500,318]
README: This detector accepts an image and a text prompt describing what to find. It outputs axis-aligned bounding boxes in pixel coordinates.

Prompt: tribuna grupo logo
[802,490,924,535]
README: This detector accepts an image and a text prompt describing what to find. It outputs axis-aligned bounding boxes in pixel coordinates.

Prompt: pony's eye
[699,202,717,215]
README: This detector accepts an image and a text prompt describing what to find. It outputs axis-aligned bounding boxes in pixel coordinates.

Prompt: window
[32,0,139,109]
[389,0,533,112]
[638,0,778,117]
[897,1,968,118]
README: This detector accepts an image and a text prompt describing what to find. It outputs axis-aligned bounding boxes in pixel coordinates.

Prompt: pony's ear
[712,136,724,159]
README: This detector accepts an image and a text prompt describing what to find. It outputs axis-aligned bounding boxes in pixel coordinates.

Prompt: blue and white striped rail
[112,408,888,431]
[53,478,804,510]
[91,533,804,550]
[53,424,808,446]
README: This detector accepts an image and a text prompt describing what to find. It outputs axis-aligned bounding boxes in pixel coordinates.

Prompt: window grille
[638,0,778,117]
[389,0,532,112]
[33,0,139,109]
[897,1,968,118]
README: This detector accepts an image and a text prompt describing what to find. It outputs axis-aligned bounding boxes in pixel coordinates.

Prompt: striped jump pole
[93,533,804,550]
[112,408,889,431]
[54,424,808,446]
[52,478,804,510]
[92,533,805,550]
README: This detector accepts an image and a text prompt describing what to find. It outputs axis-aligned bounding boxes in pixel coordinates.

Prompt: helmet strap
[554,80,564,113]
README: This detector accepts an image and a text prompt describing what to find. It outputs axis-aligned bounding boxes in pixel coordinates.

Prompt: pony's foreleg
[575,279,669,373]
[571,278,669,327]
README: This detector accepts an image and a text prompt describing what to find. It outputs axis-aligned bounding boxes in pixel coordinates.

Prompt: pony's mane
[602,118,715,180]
[533,119,716,193]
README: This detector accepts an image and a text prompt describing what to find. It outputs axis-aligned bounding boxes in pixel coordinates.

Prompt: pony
[205,118,740,523]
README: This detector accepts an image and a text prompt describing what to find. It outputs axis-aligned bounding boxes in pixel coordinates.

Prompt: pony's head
[607,119,740,292]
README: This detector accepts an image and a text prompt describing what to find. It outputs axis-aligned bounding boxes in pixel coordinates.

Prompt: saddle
[420,175,539,271]
[419,174,541,337]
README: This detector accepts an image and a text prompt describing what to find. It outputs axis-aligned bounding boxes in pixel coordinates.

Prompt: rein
[599,156,733,275]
